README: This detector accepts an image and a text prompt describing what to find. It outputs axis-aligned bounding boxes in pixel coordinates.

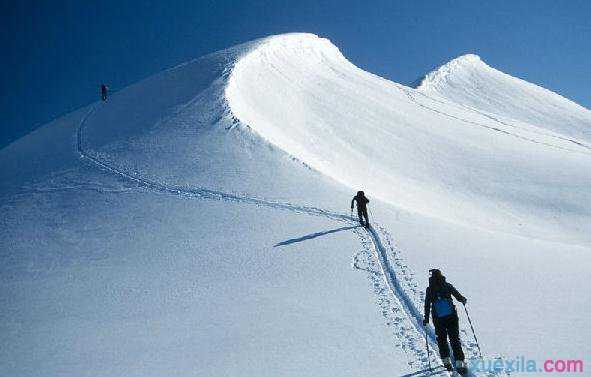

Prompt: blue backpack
[433,292,454,318]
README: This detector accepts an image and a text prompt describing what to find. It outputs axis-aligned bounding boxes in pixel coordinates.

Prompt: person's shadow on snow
[273,225,358,247]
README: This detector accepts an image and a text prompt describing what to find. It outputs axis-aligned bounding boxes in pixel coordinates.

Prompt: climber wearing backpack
[350,191,370,227]
[423,269,468,374]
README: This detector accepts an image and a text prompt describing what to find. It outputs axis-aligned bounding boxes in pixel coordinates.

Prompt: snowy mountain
[1,33,590,376]
[418,54,591,144]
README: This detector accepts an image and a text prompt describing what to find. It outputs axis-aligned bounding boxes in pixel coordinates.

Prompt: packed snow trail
[77,105,354,223]
[76,103,504,376]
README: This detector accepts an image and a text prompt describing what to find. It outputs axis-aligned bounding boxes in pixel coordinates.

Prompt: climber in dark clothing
[351,191,370,227]
[423,269,468,374]
[100,84,108,101]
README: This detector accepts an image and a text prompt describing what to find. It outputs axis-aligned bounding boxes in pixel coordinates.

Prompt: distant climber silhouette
[351,191,370,227]
[100,84,108,101]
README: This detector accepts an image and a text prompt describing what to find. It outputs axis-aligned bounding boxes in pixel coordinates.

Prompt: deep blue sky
[2,0,590,148]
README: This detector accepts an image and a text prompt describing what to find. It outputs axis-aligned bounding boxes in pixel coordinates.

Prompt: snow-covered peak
[249,32,344,54]
[452,53,482,63]
[228,33,350,77]
[3,32,591,243]
[417,52,591,143]
[225,34,591,244]
[416,53,487,90]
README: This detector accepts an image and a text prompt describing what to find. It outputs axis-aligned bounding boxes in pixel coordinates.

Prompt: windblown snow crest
[225,33,591,245]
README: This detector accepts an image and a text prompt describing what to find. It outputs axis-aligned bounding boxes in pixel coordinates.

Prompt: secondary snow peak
[416,53,487,90]
[417,50,591,144]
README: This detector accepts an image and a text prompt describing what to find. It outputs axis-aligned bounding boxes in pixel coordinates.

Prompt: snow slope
[226,34,591,246]
[2,33,590,376]
[417,54,591,145]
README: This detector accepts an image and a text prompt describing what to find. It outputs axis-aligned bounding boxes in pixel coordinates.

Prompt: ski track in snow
[399,86,591,156]
[75,103,505,376]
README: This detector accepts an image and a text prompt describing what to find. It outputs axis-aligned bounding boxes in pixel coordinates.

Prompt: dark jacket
[424,277,465,321]
[351,193,369,210]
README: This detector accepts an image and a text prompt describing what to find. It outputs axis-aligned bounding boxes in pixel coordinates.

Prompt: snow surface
[226,34,591,245]
[417,54,591,144]
[1,33,590,376]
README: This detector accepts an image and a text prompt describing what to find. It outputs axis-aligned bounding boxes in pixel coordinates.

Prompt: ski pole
[463,304,483,359]
[424,324,432,371]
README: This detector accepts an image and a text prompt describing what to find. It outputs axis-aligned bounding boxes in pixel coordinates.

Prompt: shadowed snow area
[1,33,590,376]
